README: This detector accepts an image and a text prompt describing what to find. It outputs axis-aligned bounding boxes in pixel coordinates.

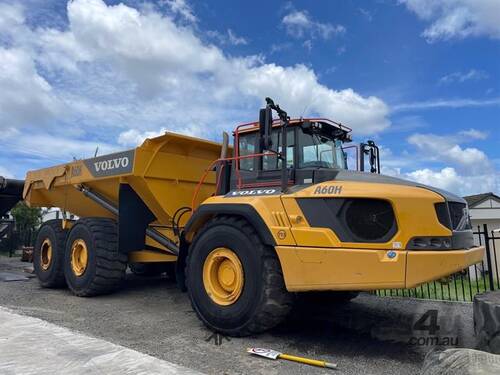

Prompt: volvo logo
[225,188,278,197]
[84,150,134,177]
[94,157,129,172]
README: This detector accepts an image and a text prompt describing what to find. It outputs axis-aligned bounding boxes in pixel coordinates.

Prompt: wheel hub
[40,239,52,270]
[203,247,244,306]
[70,239,88,277]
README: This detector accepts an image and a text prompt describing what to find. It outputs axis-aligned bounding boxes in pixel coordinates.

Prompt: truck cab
[229,118,353,191]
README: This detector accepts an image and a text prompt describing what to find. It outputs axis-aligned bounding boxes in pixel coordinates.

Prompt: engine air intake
[345,199,396,241]
[297,198,397,243]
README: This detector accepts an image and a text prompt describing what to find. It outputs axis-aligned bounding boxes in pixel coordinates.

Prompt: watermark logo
[205,331,231,346]
[408,309,459,347]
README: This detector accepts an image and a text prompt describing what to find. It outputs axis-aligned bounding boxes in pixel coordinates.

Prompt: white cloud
[161,0,197,23]
[408,132,491,174]
[117,124,203,147]
[227,29,247,45]
[458,128,488,140]
[405,167,499,196]
[207,29,248,46]
[2,128,116,163]
[269,42,292,54]
[0,47,61,128]
[282,10,345,40]
[302,39,312,51]
[439,69,488,85]
[390,115,428,132]
[0,165,13,179]
[407,167,462,191]
[118,128,167,147]
[380,129,497,196]
[358,8,373,22]
[400,0,500,41]
[393,97,500,112]
[381,155,498,196]
[0,0,390,142]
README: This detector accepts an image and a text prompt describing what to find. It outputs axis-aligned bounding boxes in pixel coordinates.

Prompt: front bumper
[405,245,484,288]
[275,245,485,292]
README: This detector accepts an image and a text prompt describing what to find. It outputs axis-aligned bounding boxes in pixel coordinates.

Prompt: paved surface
[0,307,201,375]
[0,256,476,375]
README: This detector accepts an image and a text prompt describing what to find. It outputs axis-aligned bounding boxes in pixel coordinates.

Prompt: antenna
[300,93,317,118]
[94,146,99,157]
[300,102,310,118]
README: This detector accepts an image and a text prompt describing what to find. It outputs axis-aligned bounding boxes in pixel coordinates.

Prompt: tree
[10,201,42,246]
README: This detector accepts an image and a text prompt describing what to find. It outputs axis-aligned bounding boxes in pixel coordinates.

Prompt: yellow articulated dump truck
[1,98,484,336]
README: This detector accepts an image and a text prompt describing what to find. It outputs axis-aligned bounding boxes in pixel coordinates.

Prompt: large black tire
[64,218,127,297]
[186,216,292,336]
[33,220,68,288]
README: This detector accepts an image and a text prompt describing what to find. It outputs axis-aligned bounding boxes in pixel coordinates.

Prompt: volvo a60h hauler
[1,98,484,336]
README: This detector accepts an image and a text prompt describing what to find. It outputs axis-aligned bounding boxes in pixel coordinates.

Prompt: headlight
[407,236,452,250]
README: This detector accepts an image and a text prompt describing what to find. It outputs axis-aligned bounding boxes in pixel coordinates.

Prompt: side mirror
[259,107,273,151]
[359,141,380,173]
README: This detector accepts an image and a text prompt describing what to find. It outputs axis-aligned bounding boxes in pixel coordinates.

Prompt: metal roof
[463,192,500,207]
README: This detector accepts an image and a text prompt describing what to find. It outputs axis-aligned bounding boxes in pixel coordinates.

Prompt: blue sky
[0,0,499,196]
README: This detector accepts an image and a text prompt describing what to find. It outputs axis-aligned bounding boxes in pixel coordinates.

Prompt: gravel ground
[0,256,475,375]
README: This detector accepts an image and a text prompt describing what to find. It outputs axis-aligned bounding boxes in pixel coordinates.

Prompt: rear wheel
[33,220,68,288]
[64,218,127,297]
[186,216,292,336]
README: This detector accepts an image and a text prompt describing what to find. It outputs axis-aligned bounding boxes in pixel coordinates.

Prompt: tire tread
[34,219,68,288]
[66,218,127,297]
[186,215,292,336]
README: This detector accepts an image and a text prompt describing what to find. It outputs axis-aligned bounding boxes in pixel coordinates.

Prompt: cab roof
[234,118,352,135]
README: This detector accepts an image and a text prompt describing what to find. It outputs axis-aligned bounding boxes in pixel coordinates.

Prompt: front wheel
[186,216,292,336]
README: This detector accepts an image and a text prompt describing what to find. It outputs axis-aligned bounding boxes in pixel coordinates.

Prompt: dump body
[23,132,224,247]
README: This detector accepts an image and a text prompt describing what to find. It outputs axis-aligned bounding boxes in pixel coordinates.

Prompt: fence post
[483,224,495,291]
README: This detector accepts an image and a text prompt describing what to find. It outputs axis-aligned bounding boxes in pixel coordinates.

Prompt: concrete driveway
[0,256,475,374]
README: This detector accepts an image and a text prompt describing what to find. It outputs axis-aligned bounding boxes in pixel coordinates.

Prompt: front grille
[449,202,471,230]
[435,202,451,229]
[435,202,471,231]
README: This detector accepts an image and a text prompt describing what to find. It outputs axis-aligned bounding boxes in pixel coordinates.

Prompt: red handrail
[190,152,278,211]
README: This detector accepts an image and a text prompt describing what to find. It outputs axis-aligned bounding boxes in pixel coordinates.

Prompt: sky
[0,0,498,196]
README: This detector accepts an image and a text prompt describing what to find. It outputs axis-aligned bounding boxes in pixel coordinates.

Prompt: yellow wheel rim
[202,247,244,306]
[70,239,88,277]
[40,239,52,271]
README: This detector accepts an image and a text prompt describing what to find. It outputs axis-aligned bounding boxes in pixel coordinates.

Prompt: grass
[375,272,498,302]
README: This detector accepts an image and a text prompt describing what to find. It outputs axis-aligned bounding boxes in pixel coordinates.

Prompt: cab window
[238,133,257,171]
[262,128,294,171]
[298,130,346,169]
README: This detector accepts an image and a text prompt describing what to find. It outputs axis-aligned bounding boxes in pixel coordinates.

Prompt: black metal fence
[376,224,499,302]
[0,219,36,256]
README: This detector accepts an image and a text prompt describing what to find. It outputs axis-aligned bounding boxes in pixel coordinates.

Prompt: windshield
[298,129,346,169]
